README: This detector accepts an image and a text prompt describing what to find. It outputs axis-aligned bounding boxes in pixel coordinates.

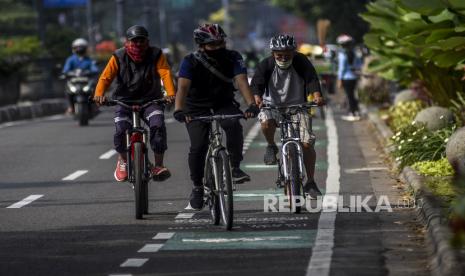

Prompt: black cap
[126,25,149,40]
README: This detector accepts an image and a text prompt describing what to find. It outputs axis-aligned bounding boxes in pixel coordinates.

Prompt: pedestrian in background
[336,34,362,121]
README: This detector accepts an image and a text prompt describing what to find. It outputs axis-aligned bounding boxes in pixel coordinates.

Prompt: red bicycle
[104,98,166,219]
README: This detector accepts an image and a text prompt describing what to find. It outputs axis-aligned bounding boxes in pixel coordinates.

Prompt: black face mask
[204,47,227,60]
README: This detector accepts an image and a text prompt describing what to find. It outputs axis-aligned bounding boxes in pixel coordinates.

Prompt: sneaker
[114,159,128,182]
[189,187,204,210]
[152,166,171,181]
[232,167,250,184]
[341,113,361,122]
[304,180,322,199]
[264,144,279,165]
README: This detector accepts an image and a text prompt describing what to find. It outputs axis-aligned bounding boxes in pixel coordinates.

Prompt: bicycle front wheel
[216,150,234,230]
[133,142,145,219]
[205,156,220,225]
[287,143,303,214]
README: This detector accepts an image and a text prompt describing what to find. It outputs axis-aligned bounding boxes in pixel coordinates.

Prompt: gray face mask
[275,58,292,69]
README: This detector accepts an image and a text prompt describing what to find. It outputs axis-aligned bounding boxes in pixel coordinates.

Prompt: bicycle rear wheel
[205,156,220,225]
[133,142,145,219]
[287,144,303,213]
[216,150,234,230]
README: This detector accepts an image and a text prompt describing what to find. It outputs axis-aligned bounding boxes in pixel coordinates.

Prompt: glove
[245,103,260,118]
[173,110,186,123]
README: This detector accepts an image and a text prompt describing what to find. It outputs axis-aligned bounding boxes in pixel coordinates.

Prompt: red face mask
[125,39,148,63]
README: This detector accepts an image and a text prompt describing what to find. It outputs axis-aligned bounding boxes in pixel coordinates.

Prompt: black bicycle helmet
[270,34,296,51]
[126,25,149,40]
[193,23,227,45]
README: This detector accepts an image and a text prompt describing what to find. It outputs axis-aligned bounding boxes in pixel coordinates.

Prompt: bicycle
[261,102,319,214]
[190,114,245,231]
[104,98,166,219]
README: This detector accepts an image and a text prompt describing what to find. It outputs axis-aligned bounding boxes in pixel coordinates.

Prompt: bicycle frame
[261,103,318,188]
[278,112,305,185]
[125,106,150,183]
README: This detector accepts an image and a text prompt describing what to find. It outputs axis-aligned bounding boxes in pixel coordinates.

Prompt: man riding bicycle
[93,25,176,182]
[173,23,259,210]
[251,34,324,199]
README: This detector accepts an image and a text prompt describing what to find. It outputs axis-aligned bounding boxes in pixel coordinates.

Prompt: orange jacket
[94,53,176,97]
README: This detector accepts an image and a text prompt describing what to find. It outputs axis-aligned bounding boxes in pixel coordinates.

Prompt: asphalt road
[0,104,430,276]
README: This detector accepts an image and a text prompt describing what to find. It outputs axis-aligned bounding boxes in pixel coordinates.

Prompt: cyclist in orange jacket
[93,25,176,182]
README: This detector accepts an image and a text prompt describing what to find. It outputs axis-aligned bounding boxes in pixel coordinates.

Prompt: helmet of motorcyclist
[269,34,296,51]
[72,38,88,56]
[336,34,353,45]
[126,25,149,41]
[193,23,227,45]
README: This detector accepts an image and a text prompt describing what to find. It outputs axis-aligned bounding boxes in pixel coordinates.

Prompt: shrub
[411,158,454,177]
[387,100,425,132]
[391,122,456,168]
[0,36,42,76]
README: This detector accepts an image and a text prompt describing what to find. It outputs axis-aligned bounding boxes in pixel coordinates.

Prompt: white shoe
[341,113,361,121]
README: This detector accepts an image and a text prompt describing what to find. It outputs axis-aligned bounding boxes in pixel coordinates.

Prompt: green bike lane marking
[160,230,317,250]
[247,140,327,149]
[243,160,328,171]
[233,188,327,202]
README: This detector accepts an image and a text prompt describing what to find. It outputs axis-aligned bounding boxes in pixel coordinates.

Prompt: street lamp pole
[116,0,124,42]
[86,0,94,51]
[221,0,230,38]
[158,0,167,48]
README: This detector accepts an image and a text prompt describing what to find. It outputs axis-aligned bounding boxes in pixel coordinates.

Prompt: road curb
[0,99,67,124]
[367,108,463,276]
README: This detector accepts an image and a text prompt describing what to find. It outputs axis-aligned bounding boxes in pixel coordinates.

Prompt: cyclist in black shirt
[174,24,259,209]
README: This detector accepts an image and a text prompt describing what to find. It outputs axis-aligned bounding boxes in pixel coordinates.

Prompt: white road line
[182,236,301,243]
[138,244,164,252]
[242,122,261,154]
[120,258,148,267]
[62,170,88,181]
[165,117,175,124]
[306,107,340,276]
[99,149,117,159]
[109,274,132,276]
[344,167,388,173]
[175,213,194,219]
[153,232,175,240]
[6,195,44,208]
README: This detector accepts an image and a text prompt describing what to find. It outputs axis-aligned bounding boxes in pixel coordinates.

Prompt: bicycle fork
[125,129,149,182]
[281,141,305,183]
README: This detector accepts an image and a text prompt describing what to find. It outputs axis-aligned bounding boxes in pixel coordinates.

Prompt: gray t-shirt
[263,65,305,105]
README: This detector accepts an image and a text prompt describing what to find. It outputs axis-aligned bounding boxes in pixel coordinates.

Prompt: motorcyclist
[62,38,99,114]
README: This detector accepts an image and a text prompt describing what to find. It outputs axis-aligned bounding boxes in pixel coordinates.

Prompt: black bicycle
[104,98,166,219]
[261,102,319,213]
[191,114,244,230]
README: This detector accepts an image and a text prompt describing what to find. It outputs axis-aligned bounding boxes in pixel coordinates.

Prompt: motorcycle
[63,69,97,126]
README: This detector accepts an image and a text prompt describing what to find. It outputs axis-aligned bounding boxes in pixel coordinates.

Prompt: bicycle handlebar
[103,98,167,109]
[190,114,245,122]
[260,102,320,110]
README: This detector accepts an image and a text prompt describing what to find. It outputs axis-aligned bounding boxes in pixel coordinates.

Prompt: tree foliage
[361,0,465,107]
[270,0,369,43]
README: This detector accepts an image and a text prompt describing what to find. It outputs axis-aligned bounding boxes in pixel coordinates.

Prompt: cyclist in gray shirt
[251,34,325,199]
